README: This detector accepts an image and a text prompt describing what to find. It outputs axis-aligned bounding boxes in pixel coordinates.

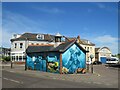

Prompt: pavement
[1,62,119,88]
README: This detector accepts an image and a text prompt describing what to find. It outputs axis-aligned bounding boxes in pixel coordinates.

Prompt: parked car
[93,61,102,65]
[106,57,119,64]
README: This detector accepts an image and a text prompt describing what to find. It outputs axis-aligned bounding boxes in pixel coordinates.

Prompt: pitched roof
[10,33,55,42]
[80,39,95,46]
[95,47,111,53]
[52,40,76,52]
[65,37,95,46]
[26,40,87,53]
[26,45,54,53]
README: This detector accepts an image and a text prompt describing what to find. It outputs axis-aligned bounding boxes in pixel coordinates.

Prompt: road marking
[105,83,111,86]
[3,77,9,80]
[93,82,102,85]
[3,77,23,84]
[9,71,15,73]
[87,82,91,84]
[9,79,20,83]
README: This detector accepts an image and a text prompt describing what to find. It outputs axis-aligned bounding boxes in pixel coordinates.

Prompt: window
[13,56,15,60]
[12,56,14,61]
[36,34,44,40]
[16,56,18,61]
[23,56,26,61]
[19,56,22,61]
[90,47,92,52]
[20,43,23,48]
[15,43,17,48]
[87,47,89,51]
[36,43,39,45]
[31,43,34,45]
[55,37,61,42]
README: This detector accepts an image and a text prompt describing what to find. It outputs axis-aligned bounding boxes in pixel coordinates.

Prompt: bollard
[91,63,93,73]
[11,61,13,69]
[87,64,89,72]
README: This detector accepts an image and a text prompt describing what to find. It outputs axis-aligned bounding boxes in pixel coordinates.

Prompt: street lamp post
[25,38,28,71]
[23,52,27,71]
[86,56,89,72]
[90,54,94,73]
[86,52,90,72]
[25,54,27,71]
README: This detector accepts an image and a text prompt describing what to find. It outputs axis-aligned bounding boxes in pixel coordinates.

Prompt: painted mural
[62,44,86,74]
[27,53,60,73]
[26,44,86,74]
[47,55,59,73]
[27,55,46,71]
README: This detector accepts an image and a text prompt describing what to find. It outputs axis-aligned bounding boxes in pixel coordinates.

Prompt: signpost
[90,54,94,73]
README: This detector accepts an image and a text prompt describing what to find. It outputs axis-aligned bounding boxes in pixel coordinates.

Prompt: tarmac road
[2,70,111,88]
[1,63,119,89]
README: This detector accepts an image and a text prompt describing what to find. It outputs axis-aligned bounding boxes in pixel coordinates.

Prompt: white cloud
[2,11,49,48]
[3,11,47,33]
[97,3,106,9]
[95,3,118,13]
[0,29,12,48]
[33,7,64,14]
[94,35,117,43]
[93,35,118,54]
[81,34,118,54]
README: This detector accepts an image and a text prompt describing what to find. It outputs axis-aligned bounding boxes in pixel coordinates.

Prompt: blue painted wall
[26,44,86,74]
[27,53,60,73]
[27,54,47,71]
[62,44,86,73]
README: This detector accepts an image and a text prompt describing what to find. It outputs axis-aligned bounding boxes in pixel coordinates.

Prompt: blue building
[26,35,87,74]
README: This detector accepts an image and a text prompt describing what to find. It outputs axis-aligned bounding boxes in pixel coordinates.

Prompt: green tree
[2,56,10,61]
[117,54,120,59]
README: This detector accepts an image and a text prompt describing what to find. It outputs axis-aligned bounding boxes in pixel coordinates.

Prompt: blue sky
[2,2,119,54]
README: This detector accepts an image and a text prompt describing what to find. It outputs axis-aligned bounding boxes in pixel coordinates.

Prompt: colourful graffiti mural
[26,44,86,74]
[27,53,60,73]
[47,61,59,73]
[62,44,86,74]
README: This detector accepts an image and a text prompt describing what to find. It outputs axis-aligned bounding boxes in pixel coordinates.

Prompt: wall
[80,44,95,63]
[10,40,51,61]
[11,41,26,53]
[27,53,60,73]
[26,44,86,74]
[11,41,27,61]
[98,48,111,62]
[62,44,86,74]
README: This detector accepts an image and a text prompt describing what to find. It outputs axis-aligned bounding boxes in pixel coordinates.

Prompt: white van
[106,57,119,64]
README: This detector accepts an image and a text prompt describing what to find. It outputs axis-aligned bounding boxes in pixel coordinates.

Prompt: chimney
[77,35,80,43]
[77,35,80,40]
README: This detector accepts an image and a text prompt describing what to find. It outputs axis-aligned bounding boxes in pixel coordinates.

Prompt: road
[2,70,110,88]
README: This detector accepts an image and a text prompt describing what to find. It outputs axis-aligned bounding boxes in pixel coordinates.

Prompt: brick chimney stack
[77,35,80,43]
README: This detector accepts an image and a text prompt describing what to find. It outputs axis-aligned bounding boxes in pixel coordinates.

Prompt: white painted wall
[80,44,95,63]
